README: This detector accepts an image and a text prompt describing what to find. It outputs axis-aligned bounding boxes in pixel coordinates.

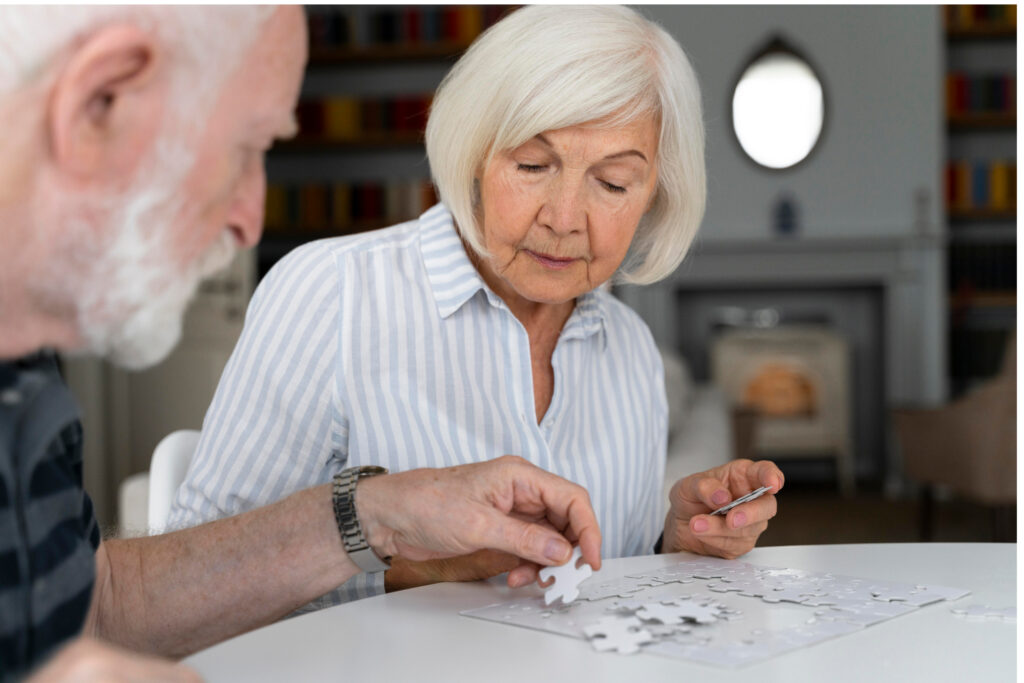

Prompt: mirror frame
[728,34,830,172]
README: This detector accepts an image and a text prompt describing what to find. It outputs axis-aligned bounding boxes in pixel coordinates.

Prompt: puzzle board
[461,556,969,668]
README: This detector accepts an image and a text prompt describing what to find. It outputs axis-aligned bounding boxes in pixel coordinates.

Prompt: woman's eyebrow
[534,133,648,163]
[603,149,648,163]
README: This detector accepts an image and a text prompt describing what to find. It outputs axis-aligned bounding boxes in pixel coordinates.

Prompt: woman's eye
[601,180,627,194]
[517,163,546,173]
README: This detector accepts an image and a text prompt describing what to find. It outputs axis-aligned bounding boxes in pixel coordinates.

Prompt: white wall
[641,5,943,241]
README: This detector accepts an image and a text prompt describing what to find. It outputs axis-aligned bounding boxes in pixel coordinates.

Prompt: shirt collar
[417,203,608,348]
[418,203,487,319]
[562,289,608,349]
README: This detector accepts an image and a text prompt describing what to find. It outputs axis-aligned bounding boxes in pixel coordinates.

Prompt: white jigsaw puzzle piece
[871,583,971,606]
[636,602,687,625]
[577,576,644,601]
[951,604,1016,621]
[582,616,655,654]
[538,546,593,605]
[604,598,646,614]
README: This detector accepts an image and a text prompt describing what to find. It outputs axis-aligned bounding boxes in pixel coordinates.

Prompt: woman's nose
[537,176,586,236]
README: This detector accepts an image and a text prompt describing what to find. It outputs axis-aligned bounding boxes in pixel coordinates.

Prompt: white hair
[1,6,273,369]
[0,6,274,130]
[425,5,706,285]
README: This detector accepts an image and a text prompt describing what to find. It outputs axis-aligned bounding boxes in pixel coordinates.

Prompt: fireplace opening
[674,286,885,489]
[712,324,855,495]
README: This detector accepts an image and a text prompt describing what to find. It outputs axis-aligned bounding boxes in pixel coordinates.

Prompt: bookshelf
[276,133,425,151]
[307,43,467,66]
[947,112,1016,129]
[259,6,510,279]
[942,5,1017,397]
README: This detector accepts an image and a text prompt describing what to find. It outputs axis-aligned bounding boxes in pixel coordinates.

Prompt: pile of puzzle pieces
[465,553,974,667]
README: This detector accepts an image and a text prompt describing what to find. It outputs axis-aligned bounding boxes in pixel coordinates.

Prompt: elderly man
[0,7,601,681]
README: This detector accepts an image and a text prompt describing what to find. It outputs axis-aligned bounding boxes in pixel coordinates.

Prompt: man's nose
[226,166,267,249]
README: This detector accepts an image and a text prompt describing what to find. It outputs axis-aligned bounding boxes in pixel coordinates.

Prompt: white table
[187,544,1016,682]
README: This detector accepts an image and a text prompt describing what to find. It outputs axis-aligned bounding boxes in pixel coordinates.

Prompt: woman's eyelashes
[516,162,628,194]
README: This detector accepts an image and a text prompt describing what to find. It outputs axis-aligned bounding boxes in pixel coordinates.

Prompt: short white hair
[425,5,706,285]
[0,6,274,127]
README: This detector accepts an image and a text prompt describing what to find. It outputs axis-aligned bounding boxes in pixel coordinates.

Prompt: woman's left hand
[662,459,784,559]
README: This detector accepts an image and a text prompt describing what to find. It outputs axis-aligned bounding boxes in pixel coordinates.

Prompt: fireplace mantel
[618,234,947,406]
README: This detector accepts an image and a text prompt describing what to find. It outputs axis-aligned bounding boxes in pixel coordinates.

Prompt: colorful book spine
[946,73,1016,117]
[265,180,438,233]
[324,98,360,140]
[946,4,1017,31]
[946,160,1017,211]
[297,96,432,140]
[308,6,508,49]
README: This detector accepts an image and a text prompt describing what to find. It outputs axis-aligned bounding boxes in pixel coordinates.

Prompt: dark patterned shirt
[0,353,99,681]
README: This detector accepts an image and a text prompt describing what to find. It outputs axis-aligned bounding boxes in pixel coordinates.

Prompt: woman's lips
[525,250,577,270]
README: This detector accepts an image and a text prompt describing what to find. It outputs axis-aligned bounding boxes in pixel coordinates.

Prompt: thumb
[486,512,574,566]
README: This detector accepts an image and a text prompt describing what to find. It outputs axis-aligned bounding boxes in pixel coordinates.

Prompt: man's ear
[49,24,163,181]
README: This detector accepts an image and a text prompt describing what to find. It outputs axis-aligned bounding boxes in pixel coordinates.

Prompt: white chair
[146,429,201,533]
[117,471,151,537]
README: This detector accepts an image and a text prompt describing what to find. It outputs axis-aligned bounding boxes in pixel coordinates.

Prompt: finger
[487,511,575,567]
[752,459,785,492]
[688,516,770,548]
[680,472,732,512]
[725,492,778,530]
[514,464,602,570]
[507,561,541,588]
[574,512,602,572]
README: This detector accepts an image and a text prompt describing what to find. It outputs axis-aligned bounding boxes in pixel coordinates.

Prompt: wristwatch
[332,465,392,573]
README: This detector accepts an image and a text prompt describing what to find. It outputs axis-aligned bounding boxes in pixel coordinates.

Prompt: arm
[85,456,602,659]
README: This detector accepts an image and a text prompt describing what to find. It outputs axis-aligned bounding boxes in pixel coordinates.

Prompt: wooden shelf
[948,207,1018,222]
[308,42,469,66]
[946,25,1017,41]
[274,132,424,152]
[262,222,395,241]
[949,290,1017,309]
[947,112,1017,130]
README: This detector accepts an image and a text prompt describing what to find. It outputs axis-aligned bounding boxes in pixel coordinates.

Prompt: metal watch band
[332,465,391,573]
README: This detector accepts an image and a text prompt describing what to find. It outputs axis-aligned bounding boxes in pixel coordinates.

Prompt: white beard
[84,223,236,370]
[47,137,237,370]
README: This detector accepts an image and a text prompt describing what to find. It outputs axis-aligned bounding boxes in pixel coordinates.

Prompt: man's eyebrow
[533,133,648,163]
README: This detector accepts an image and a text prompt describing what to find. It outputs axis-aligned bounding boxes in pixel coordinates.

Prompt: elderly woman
[170,5,782,604]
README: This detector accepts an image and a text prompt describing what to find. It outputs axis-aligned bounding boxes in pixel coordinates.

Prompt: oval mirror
[731,38,825,170]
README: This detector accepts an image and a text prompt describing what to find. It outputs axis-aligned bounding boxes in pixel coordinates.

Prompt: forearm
[86,484,358,659]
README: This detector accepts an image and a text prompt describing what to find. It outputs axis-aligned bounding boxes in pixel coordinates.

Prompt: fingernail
[693,518,709,533]
[733,512,747,527]
[545,539,569,563]
[712,490,729,506]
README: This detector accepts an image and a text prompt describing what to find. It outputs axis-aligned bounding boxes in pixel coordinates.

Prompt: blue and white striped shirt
[170,203,667,607]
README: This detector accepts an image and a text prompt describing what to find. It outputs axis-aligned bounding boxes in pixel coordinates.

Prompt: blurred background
[63,5,1017,545]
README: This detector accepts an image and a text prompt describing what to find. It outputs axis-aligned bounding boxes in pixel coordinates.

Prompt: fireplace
[616,234,945,494]
[711,325,855,495]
